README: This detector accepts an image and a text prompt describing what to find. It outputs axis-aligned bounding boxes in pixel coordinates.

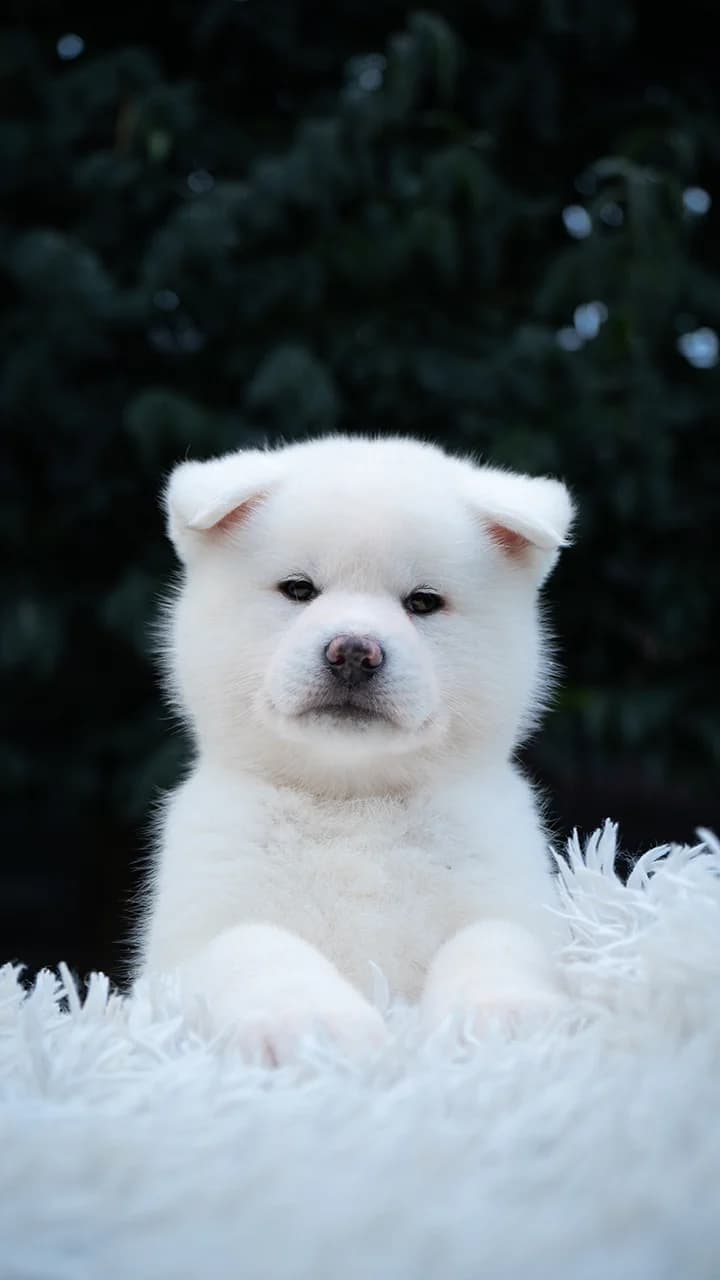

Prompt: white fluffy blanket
[2,823,720,1280]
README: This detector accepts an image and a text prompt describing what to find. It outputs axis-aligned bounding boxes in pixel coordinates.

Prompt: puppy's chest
[238,803,484,999]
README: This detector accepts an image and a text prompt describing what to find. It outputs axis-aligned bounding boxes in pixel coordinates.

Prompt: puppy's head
[161,436,573,792]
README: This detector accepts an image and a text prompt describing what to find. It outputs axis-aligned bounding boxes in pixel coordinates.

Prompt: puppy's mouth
[298,700,392,727]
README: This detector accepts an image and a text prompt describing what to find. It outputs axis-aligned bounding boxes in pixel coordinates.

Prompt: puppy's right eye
[278,577,318,603]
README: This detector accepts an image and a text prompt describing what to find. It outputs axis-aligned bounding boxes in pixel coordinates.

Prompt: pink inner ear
[213,494,266,535]
[486,521,530,556]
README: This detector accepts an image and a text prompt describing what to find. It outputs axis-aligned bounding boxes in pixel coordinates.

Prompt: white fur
[136,435,575,1053]
[3,827,720,1279]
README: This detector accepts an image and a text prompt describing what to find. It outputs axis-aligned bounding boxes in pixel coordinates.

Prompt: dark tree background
[2,0,719,985]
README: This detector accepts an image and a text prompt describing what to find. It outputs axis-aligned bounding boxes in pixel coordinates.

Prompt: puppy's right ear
[164,451,277,561]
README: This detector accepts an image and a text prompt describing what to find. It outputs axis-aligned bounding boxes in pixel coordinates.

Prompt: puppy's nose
[324,635,385,683]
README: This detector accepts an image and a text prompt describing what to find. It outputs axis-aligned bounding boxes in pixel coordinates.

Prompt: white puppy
[135,435,574,1062]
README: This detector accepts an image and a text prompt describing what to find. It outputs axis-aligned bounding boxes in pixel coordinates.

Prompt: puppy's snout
[324,635,385,684]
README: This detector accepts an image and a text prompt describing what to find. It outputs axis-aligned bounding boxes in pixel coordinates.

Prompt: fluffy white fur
[3,825,720,1279]
[136,435,576,1058]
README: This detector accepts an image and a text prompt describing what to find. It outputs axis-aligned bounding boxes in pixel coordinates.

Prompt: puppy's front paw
[229,993,388,1066]
[177,924,389,1066]
[423,988,567,1041]
[421,921,568,1042]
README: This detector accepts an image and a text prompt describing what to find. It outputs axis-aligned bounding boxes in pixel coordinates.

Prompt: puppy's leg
[420,920,566,1036]
[176,923,387,1064]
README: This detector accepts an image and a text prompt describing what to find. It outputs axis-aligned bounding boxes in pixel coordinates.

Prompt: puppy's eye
[278,577,318,603]
[404,590,445,616]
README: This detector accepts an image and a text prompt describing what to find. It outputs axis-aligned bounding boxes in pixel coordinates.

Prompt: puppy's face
[163,438,573,788]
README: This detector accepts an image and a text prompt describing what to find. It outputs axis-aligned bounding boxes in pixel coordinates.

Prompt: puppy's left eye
[404,590,445,616]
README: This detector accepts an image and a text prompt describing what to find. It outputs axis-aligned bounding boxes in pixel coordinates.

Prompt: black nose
[324,635,385,684]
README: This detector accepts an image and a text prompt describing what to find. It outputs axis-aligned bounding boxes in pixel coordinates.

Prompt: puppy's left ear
[466,467,575,583]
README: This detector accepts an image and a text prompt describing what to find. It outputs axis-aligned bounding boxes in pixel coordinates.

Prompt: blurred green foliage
[1,1,719,971]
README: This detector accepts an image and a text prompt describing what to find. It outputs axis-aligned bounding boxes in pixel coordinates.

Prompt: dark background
[2,0,718,987]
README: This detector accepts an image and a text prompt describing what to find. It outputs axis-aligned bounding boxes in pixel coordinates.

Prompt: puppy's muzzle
[324,635,385,687]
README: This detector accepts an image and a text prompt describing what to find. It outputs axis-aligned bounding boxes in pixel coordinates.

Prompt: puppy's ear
[164,451,277,561]
[466,467,575,583]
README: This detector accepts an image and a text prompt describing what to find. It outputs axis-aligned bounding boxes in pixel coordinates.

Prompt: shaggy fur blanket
[1,823,719,1280]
